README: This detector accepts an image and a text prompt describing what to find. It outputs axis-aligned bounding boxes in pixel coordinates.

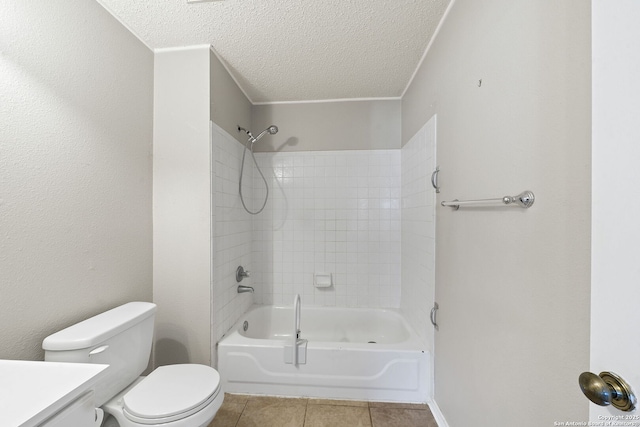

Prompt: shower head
[238,125,279,143]
[252,125,279,143]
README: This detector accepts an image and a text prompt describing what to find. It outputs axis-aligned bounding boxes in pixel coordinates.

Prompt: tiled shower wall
[252,150,402,308]
[400,116,436,347]
[211,124,254,354]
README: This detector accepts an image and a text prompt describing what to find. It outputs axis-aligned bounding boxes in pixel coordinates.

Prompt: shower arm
[237,126,256,143]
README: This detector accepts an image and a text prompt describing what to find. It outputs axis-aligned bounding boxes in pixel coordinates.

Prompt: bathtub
[217,305,430,403]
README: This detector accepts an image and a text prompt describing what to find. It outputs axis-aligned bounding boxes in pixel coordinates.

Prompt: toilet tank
[43,302,157,407]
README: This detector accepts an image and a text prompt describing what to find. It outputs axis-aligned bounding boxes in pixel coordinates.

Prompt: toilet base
[102,414,119,427]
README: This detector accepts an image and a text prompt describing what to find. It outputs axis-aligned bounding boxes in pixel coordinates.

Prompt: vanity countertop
[0,359,108,427]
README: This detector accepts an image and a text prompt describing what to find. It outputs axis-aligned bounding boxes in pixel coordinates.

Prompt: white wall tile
[252,150,402,308]
[401,116,436,349]
[211,124,254,354]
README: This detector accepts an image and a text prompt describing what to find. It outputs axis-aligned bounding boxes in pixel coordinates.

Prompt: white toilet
[43,302,223,427]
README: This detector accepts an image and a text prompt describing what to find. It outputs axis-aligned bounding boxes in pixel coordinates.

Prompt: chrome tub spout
[238,285,254,293]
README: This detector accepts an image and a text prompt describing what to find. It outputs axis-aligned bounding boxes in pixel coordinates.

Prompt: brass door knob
[579,371,636,412]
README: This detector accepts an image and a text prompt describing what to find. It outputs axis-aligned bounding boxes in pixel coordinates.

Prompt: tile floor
[208,394,438,427]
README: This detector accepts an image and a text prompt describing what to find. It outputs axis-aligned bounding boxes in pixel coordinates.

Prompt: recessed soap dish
[314,273,332,288]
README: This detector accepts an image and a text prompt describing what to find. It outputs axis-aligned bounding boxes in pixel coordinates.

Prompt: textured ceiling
[96,0,451,104]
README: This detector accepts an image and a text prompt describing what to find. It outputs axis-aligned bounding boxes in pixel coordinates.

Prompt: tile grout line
[233,400,248,427]
[302,398,309,427]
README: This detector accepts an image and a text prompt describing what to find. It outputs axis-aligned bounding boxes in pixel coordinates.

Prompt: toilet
[43,302,223,427]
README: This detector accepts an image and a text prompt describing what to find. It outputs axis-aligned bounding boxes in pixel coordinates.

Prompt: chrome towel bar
[441,190,535,210]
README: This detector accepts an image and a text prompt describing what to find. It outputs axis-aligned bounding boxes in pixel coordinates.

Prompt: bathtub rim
[218,304,427,351]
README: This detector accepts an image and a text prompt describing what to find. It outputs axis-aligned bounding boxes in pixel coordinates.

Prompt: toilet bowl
[102,364,223,427]
[42,302,223,427]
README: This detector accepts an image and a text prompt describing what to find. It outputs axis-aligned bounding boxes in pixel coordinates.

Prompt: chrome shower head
[253,125,279,142]
[238,125,278,143]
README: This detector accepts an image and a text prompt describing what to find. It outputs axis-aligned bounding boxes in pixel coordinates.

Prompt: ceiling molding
[94,0,153,51]
[209,45,256,105]
[401,0,457,99]
[252,97,402,106]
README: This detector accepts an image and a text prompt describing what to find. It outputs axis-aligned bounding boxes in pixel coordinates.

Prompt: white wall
[0,0,153,361]
[210,50,252,144]
[252,100,401,152]
[252,150,401,308]
[153,46,212,366]
[402,1,591,425]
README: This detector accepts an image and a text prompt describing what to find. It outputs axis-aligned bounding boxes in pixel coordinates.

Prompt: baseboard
[428,400,450,427]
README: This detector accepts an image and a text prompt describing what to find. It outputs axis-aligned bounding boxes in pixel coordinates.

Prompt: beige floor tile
[223,393,251,404]
[236,397,307,427]
[308,398,369,407]
[368,401,429,410]
[208,402,245,427]
[370,407,438,427]
[246,395,308,408]
[305,404,372,427]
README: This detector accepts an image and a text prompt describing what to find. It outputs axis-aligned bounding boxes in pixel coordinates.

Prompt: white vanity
[0,359,107,427]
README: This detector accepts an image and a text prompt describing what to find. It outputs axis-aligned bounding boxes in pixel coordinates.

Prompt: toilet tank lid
[43,302,157,351]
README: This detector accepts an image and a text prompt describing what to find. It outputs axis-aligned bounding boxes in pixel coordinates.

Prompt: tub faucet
[237,285,254,293]
[236,266,250,282]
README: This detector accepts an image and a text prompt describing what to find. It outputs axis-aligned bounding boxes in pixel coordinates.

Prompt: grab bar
[431,166,440,193]
[441,190,535,210]
[430,302,439,330]
[293,294,301,366]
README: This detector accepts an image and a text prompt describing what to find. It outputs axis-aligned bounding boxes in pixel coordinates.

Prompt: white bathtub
[217,305,430,403]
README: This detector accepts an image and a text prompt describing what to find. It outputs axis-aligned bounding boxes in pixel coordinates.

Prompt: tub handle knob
[236,266,251,282]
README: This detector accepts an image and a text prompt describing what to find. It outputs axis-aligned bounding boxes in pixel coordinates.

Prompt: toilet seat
[122,364,221,425]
